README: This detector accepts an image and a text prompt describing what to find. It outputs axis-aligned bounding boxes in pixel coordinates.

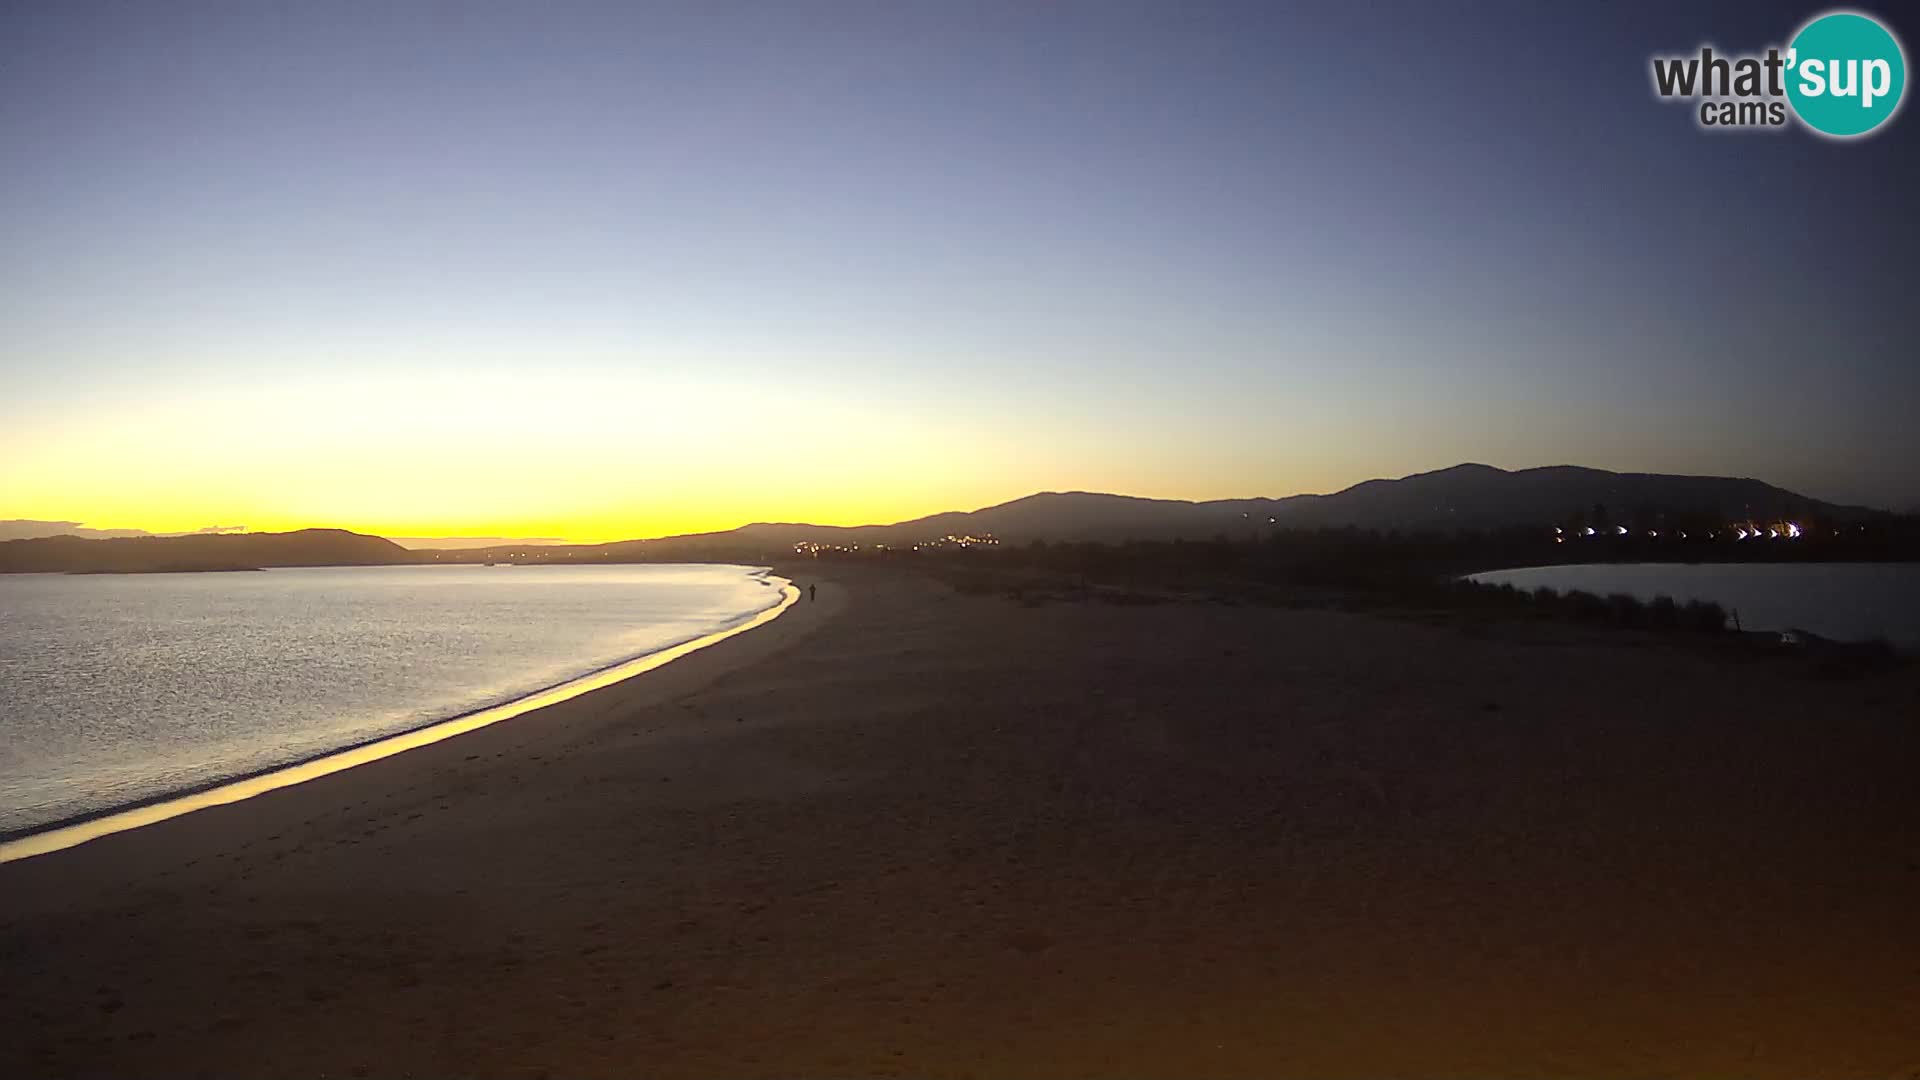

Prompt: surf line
[0,579,800,865]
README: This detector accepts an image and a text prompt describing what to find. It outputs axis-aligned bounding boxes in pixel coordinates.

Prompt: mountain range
[709,463,1872,549]
[0,464,1885,573]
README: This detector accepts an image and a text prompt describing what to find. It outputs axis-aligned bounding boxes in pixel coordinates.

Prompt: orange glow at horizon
[0,371,1124,542]
[0,366,1531,543]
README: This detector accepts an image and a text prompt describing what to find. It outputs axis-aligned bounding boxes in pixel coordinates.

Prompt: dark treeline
[809,517,1920,591]
[801,518,1919,655]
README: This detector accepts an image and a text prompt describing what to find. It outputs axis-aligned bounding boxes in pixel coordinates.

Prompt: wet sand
[3,565,1917,1077]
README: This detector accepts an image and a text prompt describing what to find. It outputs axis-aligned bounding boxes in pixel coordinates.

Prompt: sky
[3,0,1916,541]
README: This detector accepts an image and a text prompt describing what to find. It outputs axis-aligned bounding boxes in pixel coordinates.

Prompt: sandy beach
[3,564,1917,1078]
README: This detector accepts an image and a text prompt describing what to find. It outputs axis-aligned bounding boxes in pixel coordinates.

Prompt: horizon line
[5,461,1901,550]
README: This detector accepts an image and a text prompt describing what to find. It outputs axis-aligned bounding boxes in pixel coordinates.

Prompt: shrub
[1564,589,1608,622]
[1646,594,1679,628]
[1680,599,1728,633]
[1606,592,1646,627]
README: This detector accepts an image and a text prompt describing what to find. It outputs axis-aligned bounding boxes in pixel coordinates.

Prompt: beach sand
[3,565,1917,1077]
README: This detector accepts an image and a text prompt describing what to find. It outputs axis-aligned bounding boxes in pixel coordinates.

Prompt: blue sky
[3,1,1915,537]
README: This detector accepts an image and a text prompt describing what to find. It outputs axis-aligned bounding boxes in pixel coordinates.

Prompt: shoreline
[0,575,799,864]
[4,565,1915,1077]
[1465,561,1920,651]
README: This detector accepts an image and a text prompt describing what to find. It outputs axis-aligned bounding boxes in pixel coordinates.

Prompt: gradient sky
[4,0,1916,540]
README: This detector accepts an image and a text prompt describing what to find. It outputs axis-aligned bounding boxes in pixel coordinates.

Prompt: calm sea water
[1467,562,1920,649]
[0,564,784,835]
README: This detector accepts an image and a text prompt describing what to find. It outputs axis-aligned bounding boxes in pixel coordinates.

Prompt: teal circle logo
[1786,11,1907,137]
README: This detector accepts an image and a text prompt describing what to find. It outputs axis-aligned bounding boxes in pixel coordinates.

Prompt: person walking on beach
[808,583,817,604]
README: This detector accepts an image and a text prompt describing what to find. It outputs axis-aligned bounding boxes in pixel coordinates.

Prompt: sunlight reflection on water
[0,564,789,840]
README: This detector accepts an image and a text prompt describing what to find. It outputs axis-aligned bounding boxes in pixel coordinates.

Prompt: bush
[1646,594,1679,628]
[1680,599,1728,633]
[1606,592,1646,626]
[1564,589,1609,622]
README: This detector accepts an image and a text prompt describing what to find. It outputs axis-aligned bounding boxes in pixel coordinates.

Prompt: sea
[0,563,786,836]
[1466,562,1920,650]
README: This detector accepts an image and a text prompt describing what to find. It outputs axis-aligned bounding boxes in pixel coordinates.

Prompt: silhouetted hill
[735,491,1226,546]
[1240,463,1870,533]
[410,465,1876,565]
[0,529,411,574]
[732,465,1858,547]
[34,465,1872,570]
[0,519,158,541]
